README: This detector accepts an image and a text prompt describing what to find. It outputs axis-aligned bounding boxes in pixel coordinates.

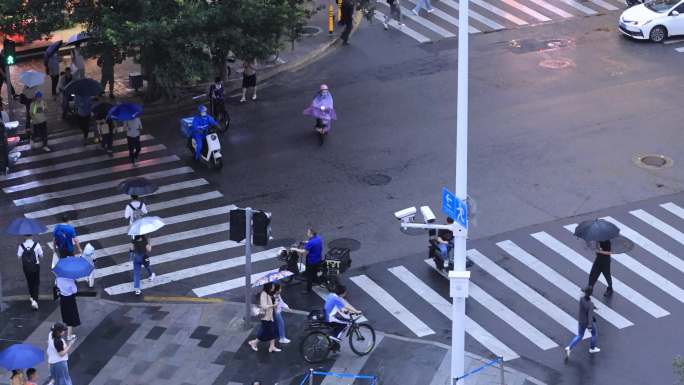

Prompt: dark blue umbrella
[64,78,102,97]
[118,177,158,196]
[108,103,143,121]
[0,344,44,370]
[5,217,47,235]
[45,40,62,59]
[53,257,94,279]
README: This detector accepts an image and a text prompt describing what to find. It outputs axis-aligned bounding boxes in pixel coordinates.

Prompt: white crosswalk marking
[16,135,154,165]
[600,216,684,274]
[25,179,209,219]
[531,231,669,318]
[93,222,230,259]
[405,0,481,32]
[394,5,457,38]
[4,155,180,193]
[466,249,580,335]
[661,202,684,218]
[470,0,528,25]
[557,0,597,14]
[46,191,223,231]
[95,240,242,278]
[564,224,684,304]
[676,47,684,52]
[439,0,505,30]
[350,274,435,337]
[192,269,280,297]
[0,144,166,181]
[13,167,193,206]
[631,209,684,245]
[106,248,284,295]
[78,204,236,243]
[496,240,633,329]
[527,0,573,18]
[14,133,83,152]
[393,265,520,359]
[588,0,618,10]
[373,12,431,43]
[500,0,551,21]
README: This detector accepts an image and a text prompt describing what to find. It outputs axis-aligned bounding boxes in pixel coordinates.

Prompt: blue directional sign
[442,187,468,229]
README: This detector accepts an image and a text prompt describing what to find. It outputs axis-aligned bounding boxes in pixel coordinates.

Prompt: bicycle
[300,312,375,363]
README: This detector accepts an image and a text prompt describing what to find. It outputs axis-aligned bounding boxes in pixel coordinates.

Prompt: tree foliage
[0,0,71,42]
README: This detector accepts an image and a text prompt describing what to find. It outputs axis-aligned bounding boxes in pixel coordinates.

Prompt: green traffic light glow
[6,55,14,65]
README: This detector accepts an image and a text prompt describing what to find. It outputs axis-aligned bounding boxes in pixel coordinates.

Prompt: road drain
[362,173,392,186]
[633,154,673,170]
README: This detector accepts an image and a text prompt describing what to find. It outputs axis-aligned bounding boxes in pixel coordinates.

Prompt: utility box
[128,72,143,91]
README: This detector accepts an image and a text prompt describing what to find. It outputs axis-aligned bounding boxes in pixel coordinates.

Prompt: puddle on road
[508,38,576,54]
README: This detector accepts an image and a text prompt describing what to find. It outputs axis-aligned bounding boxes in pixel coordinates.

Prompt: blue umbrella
[0,344,44,370]
[45,40,62,59]
[53,257,94,279]
[5,217,47,235]
[19,70,46,88]
[108,103,143,121]
[66,31,90,46]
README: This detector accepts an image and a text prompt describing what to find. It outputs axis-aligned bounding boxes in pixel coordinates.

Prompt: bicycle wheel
[300,331,331,363]
[349,324,375,356]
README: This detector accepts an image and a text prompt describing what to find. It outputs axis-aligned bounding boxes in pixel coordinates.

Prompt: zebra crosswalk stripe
[25,179,209,219]
[500,0,551,22]
[438,0,505,30]
[676,47,684,52]
[350,274,435,337]
[192,269,281,297]
[46,191,223,232]
[631,209,684,246]
[4,155,180,193]
[14,133,83,152]
[601,216,684,274]
[13,167,193,206]
[392,4,457,38]
[588,0,618,10]
[531,231,669,318]
[470,0,528,25]
[405,0,481,33]
[373,12,431,43]
[564,224,684,304]
[0,144,167,181]
[106,248,284,295]
[526,0,573,18]
[557,0,597,14]
[466,249,580,335]
[16,135,154,165]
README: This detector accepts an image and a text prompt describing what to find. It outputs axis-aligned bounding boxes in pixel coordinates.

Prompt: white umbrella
[128,216,165,236]
[19,70,45,87]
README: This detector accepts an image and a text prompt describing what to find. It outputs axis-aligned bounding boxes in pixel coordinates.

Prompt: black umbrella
[584,235,634,254]
[45,40,62,59]
[92,102,113,120]
[573,219,620,242]
[118,178,158,196]
[64,78,102,97]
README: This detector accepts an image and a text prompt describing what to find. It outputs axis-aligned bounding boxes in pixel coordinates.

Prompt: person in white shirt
[71,47,85,80]
[46,323,74,385]
[55,277,80,341]
[124,195,148,226]
[17,235,43,310]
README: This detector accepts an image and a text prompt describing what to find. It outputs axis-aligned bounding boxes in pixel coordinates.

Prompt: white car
[619,0,684,42]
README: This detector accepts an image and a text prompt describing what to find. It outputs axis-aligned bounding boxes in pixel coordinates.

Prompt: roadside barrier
[299,369,378,385]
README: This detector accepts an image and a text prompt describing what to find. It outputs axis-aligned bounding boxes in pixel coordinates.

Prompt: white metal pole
[244,207,253,326]
[451,0,470,381]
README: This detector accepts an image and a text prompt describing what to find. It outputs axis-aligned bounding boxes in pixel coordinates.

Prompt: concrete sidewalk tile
[115,342,138,357]
[156,363,180,380]
[145,325,167,340]
[159,342,183,358]
[190,325,211,339]
[130,360,153,375]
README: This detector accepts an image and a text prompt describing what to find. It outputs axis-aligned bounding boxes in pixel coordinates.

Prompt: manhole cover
[539,58,574,69]
[633,154,673,169]
[299,25,322,37]
[329,238,361,251]
[362,174,392,186]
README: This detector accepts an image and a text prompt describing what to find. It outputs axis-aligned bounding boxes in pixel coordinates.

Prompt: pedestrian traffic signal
[229,209,246,242]
[252,211,271,246]
[3,39,16,66]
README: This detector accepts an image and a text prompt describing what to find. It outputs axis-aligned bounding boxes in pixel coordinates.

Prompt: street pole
[451,0,471,382]
[0,266,6,311]
[5,64,14,121]
[243,207,253,325]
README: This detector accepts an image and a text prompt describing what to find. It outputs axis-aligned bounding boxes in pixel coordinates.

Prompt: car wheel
[649,26,667,43]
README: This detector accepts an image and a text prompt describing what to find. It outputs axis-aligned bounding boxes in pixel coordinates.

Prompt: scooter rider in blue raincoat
[191,105,219,160]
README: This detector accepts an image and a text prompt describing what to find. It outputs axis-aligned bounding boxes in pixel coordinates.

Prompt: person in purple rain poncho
[303,84,336,145]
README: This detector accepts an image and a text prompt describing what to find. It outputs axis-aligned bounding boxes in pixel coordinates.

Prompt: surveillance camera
[420,206,436,224]
[394,206,417,222]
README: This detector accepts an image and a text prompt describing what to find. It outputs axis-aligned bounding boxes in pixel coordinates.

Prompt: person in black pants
[588,240,614,297]
[340,0,355,45]
[293,227,324,294]
[17,235,43,310]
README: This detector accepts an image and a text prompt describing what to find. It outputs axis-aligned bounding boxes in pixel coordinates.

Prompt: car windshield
[645,0,680,12]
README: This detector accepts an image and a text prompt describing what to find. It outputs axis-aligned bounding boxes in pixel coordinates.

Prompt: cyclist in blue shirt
[190,105,219,160]
[324,285,361,343]
[293,227,323,294]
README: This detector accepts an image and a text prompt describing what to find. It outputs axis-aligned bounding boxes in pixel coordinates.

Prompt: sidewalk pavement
[0,297,546,385]
[5,3,353,123]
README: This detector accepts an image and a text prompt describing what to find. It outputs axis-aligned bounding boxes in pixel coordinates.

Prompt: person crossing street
[17,234,43,310]
[588,240,614,297]
[565,286,600,360]
[292,227,323,294]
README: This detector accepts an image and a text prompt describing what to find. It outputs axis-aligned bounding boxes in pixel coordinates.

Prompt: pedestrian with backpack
[17,235,43,310]
[129,235,155,296]
[53,214,81,263]
[383,0,404,30]
[124,195,148,226]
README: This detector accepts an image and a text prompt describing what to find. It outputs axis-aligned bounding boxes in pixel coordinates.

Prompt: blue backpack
[54,227,73,256]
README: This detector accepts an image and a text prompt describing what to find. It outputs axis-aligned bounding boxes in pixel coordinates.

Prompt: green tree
[0,0,71,42]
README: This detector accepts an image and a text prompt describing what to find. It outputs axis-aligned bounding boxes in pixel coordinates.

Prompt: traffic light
[3,39,16,66]
[229,209,246,242]
[252,211,271,246]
